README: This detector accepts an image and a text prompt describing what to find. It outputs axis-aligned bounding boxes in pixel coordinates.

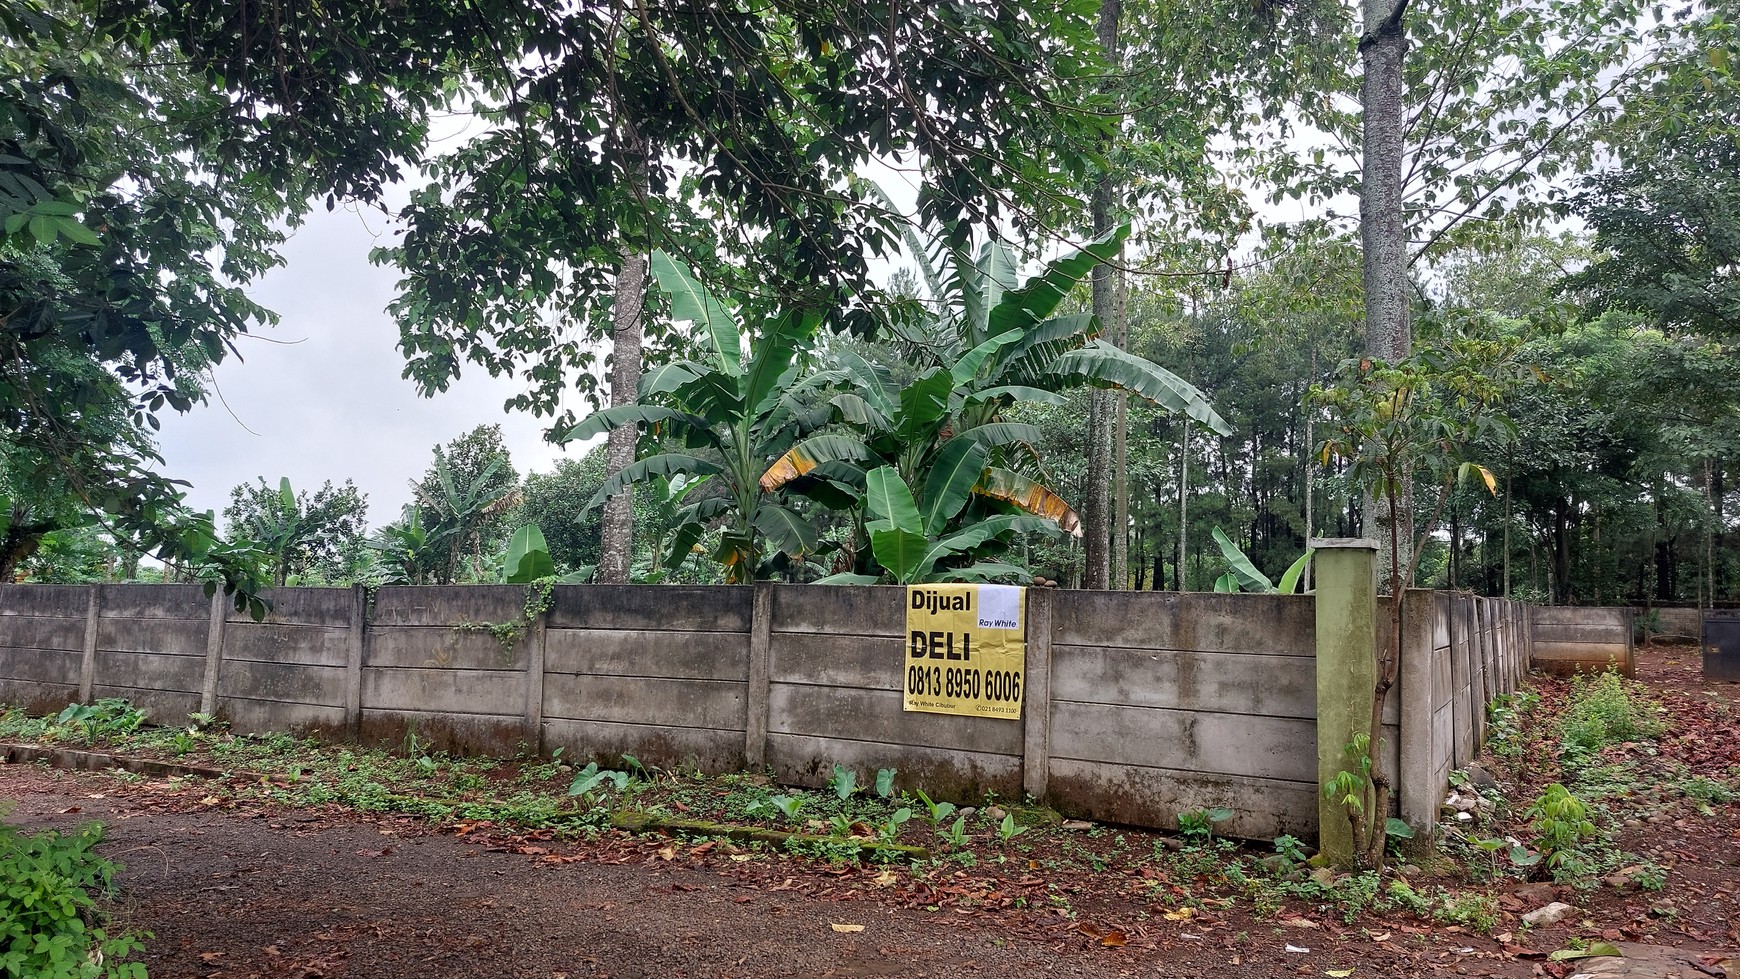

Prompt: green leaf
[744,309,821,421]
[934,561,1031,582]
[752,503,818,557]
[813,572,885,585]
[1383,817,1415,840]
[985,226,1126,339]
[894,370,954,442]
[503,524,556,583]
[586,454,724,514]
[650,251,741,375]
[951,331,1023,386]
[1278,549,1315,594]
[864,466,923,535]
[1048,341,1233,436]
[1548,943,1621,962]
[832,349,897,416]
[563,404,716,444]
[951,422,1043,450]
[964,385,1069,407]
[919,438,989,535]
[1212,571,1238,593]
[871,526,931,583]
[53,216,99,246]
[1211,527,1275,593]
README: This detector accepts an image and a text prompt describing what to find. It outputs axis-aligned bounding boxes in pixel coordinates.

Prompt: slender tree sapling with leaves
[1311,330,1516,867]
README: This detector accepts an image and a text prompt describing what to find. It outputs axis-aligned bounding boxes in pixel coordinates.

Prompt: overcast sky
[153,199,581,530]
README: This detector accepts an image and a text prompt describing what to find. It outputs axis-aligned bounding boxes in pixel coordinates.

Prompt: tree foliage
[223,477,369,587]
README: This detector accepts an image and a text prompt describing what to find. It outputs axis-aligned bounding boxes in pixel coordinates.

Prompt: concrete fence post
[745,582,774,770]
[199,589,227,716]
[344,584,367,740]
[1022,587,1054,801]
[1311,538,1378,867]
[523,607,548,757]
[1396,588,1438,838]
[77,585,101,703]
[1468,599,1487,746]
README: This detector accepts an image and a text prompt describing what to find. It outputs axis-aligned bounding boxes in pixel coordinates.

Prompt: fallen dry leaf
[830,923,865,934]
[1099,930,1128,948]
[1161,907,1195,921]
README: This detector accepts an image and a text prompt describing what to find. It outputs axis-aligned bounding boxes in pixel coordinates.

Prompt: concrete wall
[0,585,89,713]
[1640,606,1705,642]
[1043,591,1320,840]
[1396,592,1533,834]
[0,582,1539,840]
[1529,606,1634,677]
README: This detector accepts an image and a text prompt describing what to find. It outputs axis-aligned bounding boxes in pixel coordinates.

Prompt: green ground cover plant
[0,808,147,979]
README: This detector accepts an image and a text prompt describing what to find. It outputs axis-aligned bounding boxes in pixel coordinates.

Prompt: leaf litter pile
[1,645,1736,979]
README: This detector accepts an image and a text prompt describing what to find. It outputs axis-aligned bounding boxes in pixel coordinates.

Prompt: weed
[1525,783,1598,877]
[0,808,148,978]
[1178,806,1233,840]
[912,789,956,825]
[755,794,806,822]
[1558,672,1665,758]
[828,765,859,801]
[939,816,969,848]
[567,763,631,799]
[876,807,913,843]
[1631,864,1667,891]
[1273,834,1309,863]
[996,812,1028,842]
[1435,891,1501,931]
[1675,775,1736,804]
[873,768,897,798]
[1483,690,1539,758]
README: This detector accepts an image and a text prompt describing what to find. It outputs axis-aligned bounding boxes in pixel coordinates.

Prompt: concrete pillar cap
[1308,537,1379,551]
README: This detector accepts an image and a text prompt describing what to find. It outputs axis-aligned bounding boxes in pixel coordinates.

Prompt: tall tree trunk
[1112,270,1130,590]
[1176,419,1190,591]
[1303,349,1316,592]
[1082,0,1123,591]
[598,232,649,584]
[1502,459,1512,598]
[1360,0,1412,592]
[1566,497,1579,605]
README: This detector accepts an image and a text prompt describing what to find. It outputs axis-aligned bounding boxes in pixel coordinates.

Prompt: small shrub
[1675,776,1736,804]
[1558,672,1665,755]
[0,813,147,978]
[1177,806,1233,840]
[1434,891,1501,931]
[1272,834,1309,863]
[1525,783,1598,877]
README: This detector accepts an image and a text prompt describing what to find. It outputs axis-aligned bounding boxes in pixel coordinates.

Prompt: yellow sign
[903,584,1025,719]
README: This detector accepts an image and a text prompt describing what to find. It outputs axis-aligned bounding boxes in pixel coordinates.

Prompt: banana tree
[816,466,1063,584]
[1209,527,1314,594]
[762,225,1232,575]
[410,452,517,583]
[565,253,829,583]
